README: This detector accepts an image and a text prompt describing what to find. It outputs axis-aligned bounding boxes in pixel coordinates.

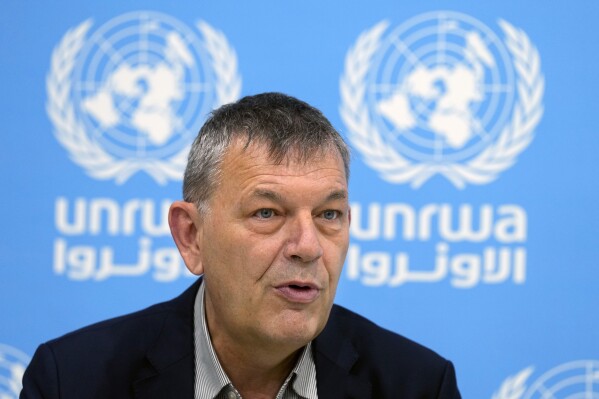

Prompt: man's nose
[284,214,324,263]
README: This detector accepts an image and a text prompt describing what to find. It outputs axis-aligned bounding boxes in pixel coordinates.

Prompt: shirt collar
[194,281,232,398]
[289,340,318,398]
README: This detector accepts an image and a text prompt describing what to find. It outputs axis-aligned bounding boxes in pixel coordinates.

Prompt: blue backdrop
[1,1,598,398]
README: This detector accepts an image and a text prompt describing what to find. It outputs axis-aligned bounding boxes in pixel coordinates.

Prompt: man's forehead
[224,137,346,174]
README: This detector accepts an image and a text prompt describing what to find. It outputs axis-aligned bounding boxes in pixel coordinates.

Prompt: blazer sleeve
[437,360,462,399]
[20,344,60,399]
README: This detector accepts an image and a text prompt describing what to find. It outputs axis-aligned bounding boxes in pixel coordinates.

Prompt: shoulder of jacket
[328,304,449,369]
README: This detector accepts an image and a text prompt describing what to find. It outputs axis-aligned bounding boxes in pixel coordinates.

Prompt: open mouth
[275,283,320,303]
[290,284,311,291]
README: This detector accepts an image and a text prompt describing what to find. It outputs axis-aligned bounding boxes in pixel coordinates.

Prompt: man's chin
[267,314,326,347]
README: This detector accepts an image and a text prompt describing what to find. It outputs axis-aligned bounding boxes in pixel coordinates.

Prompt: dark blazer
[21,279,461,398]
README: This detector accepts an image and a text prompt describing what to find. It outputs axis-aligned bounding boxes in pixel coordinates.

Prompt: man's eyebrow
[252,189,283,202]
[326,190,348,201]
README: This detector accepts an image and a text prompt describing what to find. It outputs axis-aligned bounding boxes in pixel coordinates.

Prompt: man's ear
[169,201,204,275]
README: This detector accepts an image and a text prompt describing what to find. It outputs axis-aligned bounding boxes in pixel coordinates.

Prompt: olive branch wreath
[491,367,533,399]
[0,343,30,396]
[340,20,544,189]
[46,19,241,185]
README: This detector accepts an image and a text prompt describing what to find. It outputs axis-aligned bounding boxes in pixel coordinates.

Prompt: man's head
[182,92,350,213]
[169,92,351,358]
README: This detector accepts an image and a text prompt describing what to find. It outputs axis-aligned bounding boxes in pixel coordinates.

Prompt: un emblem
[340,11,544,188]
[0,343,30,398]
[492,360,599,399]
[46,11,241,184]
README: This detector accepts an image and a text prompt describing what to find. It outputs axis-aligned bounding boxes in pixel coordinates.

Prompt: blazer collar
[132,279,201,399]
[313,307,372,399]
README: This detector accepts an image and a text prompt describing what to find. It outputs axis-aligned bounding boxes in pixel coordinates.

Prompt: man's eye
[322,210,339,220]
[256,209,274,219]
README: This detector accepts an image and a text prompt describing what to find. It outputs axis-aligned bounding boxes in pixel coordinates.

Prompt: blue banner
[1,1,598,397]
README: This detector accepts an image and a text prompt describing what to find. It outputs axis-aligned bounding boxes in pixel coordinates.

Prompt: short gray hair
[183,92,350,212]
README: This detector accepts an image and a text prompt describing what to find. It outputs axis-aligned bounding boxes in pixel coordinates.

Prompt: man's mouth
[275,282,320,303]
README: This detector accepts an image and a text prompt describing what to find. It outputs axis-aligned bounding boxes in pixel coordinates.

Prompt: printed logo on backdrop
[47,11,241,184]
[341,12,538,288]
[0,344,30,398]
[47,12,241,283]
[492,360,599,399]
[340,11,544,189]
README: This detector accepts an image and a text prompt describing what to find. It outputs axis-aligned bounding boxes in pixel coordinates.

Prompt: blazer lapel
[133,280,201,399]
[313,308,372,399]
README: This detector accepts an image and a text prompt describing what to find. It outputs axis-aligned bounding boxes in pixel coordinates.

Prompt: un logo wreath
[46,18,241,185]
[340,19,544,189]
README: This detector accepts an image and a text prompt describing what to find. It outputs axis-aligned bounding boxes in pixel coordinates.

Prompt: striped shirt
[194,282,319,399]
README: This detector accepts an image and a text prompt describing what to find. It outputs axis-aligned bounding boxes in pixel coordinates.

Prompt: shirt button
[226,390,237,399]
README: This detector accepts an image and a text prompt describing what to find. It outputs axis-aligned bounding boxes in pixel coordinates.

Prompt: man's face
[198,139,350,353]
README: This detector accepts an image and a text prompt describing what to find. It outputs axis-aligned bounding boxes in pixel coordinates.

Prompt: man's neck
[211,340,300,399]
[203,284,309,398]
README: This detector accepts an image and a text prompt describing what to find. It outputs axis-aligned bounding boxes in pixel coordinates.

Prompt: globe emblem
[47,12,241,183]
[0,344,30,399]
[523,360,599,399]
[369,11,516,163]
[72,11,214,160]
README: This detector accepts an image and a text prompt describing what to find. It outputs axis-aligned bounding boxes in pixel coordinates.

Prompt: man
[21,93,461,398]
